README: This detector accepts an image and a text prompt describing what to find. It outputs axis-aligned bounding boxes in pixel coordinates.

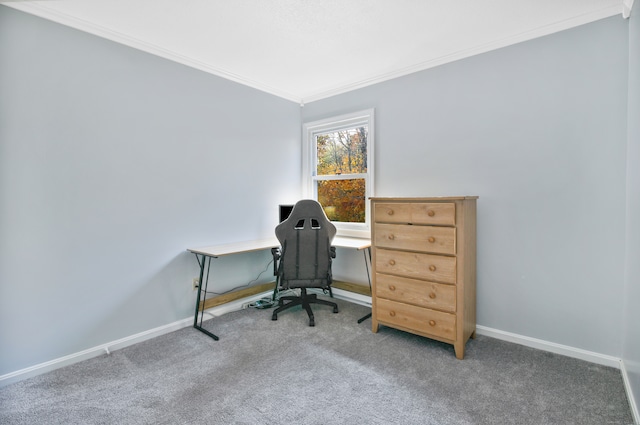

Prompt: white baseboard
[481,324,639,423]
[329,292,625,370]
[336,292,638,422]
[1,291,629,395]
[621,360,640,424]
[0,292,270,388]
[475,325,622,369]
[0,317,192,388]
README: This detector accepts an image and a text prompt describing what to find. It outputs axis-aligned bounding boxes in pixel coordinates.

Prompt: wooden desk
[188,236,371,340]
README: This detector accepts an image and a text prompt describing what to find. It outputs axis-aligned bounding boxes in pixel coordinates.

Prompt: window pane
[316,127,368,176]
[317,179,365,223]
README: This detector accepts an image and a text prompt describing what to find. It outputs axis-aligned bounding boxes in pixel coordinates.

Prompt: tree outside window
[303,109,374,234]
[316,127,367,223]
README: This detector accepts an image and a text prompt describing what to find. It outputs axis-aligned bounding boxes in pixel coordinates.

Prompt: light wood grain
[373,202,456,226]
[375,273,455,313]
[374,223,456,255]
[200,281,276,310]
[376,297,456,340]
[332,280,371,296]
[371,197,477,359]
[376,248,456,284]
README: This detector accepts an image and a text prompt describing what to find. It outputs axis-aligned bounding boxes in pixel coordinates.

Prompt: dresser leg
[454,343,465,360]
[470,329,476,339]
[372,318,379,333]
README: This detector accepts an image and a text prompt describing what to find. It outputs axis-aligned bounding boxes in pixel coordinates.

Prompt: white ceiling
[3,0,630,103]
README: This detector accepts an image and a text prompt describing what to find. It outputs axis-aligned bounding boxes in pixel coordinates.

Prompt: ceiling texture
[2,0,633,103]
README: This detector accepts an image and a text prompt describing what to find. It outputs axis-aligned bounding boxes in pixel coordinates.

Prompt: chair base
[271,288,338,326]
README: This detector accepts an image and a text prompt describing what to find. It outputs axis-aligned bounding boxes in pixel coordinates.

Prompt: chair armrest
[271,247,281,276]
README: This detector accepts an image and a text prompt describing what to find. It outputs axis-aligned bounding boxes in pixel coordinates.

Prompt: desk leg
[357,247,373,324]
[192,254,219,341]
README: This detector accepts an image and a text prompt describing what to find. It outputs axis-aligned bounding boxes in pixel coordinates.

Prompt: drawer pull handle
[429,320,436,326]
[387,209,394,215]
[389,260,396,266]
[389,285,396,291]
[427,210,435,217]
[388,234,395,240]
[428,237,436,243]
[429,292,436,299]
[429,265,437,272]
[389,311,396,317]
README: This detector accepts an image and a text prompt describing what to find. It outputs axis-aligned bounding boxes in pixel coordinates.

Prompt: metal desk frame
[188,236,371,340]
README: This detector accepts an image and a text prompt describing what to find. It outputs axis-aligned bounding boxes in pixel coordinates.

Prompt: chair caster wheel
[333,307,339,313]
[272,314,277,321]
[309,317,315,327]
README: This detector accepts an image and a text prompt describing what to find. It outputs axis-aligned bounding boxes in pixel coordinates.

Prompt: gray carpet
[0,298,633,424]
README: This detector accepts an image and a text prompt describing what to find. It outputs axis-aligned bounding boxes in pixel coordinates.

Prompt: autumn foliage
[315,127,367,223]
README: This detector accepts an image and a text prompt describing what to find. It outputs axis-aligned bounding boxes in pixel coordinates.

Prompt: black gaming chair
[271,199,338,326]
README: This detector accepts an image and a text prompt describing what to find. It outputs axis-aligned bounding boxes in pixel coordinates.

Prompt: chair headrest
[275,199,336,243]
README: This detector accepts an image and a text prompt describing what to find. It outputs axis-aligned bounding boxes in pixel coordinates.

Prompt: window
[303,109,374,235]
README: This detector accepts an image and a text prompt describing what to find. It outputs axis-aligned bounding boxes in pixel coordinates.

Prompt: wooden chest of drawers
[371,197,477,359]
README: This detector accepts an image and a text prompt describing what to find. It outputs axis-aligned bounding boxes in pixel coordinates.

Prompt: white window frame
[302,109,375,238]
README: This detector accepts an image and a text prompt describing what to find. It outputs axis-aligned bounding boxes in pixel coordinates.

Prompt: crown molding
[3,2,303,103]
[623,0,635,18]
[301,4,623,103]
[4,2,623,105]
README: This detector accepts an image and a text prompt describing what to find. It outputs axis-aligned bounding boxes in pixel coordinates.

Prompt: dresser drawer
[376,273,456,313]
[376,248,456,284]
[374,202,455,226]
[376,298,456,340]
[374,223,456,255]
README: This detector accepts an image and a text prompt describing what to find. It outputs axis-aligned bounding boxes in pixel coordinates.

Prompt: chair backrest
[275,199,337,289]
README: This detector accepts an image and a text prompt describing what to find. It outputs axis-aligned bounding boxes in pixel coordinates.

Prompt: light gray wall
[1,5,634,381]
[623,5,640,417]
[303,16,629,357]
[0,7,301,375]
